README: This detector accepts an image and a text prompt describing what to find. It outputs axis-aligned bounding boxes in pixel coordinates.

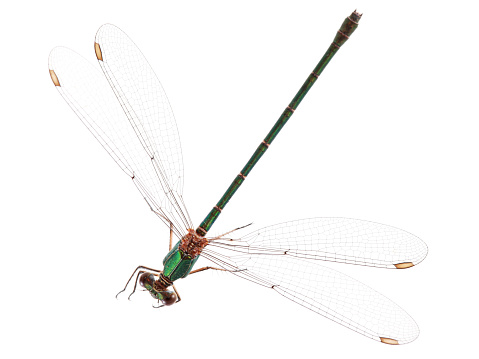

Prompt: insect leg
[172,284,181,303]
[127,270,146,300]
[188,266,229,275]
[116,265,162,298]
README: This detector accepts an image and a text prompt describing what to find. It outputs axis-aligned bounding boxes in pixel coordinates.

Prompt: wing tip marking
[380,337,399,345]
[49,69,60,86]
[394,262,414,269]
[94,42,103,61]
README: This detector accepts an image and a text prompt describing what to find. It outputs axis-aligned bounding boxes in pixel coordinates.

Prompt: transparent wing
[49,26,192,238]
[201,217,426,343]
[210,217,428,269]
[202,249,419,344]
[94,24,191,235]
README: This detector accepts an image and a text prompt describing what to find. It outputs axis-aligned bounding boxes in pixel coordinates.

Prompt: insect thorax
[179,229,209,258]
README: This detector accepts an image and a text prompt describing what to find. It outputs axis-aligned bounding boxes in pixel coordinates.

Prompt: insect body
[49,11,427,344]
[123,229,209,306]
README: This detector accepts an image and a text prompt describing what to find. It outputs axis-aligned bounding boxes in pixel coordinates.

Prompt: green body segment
[162,241,199,281]
[196,11,362,237]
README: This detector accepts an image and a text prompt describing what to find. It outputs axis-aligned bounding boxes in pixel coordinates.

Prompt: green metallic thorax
[162,241,199,282]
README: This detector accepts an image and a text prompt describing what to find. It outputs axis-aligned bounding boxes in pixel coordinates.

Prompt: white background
[1,0,478,358]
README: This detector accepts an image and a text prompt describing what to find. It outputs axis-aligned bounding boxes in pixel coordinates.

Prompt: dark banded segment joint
[348,10,362,25]
[196,226,207,237]
[332,30,349,48]
[337,30,349,39]
[214,206,222,212]
[195,10,361,238]
[348,15,359,25]
[333,10,361,48]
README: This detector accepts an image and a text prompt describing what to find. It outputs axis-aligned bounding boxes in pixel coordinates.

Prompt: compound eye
[160,291,177,306]
[139,273,155,288]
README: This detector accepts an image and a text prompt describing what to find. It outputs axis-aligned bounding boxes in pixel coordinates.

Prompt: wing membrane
[202,217,426,343]
[202,249,419,344]
[49,25,192,238]
[211,217,428,269]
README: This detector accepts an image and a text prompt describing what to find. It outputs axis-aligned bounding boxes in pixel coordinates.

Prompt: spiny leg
[127,270,147,300]
[189,264,248,275]
[116,265,162,298]
[188,266,229,275]
[172,284,181,303]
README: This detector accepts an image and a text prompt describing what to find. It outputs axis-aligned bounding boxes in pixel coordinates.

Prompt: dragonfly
[48,10,427,345]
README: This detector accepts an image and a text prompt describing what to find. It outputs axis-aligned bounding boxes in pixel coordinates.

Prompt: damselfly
[48,11,427,345]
